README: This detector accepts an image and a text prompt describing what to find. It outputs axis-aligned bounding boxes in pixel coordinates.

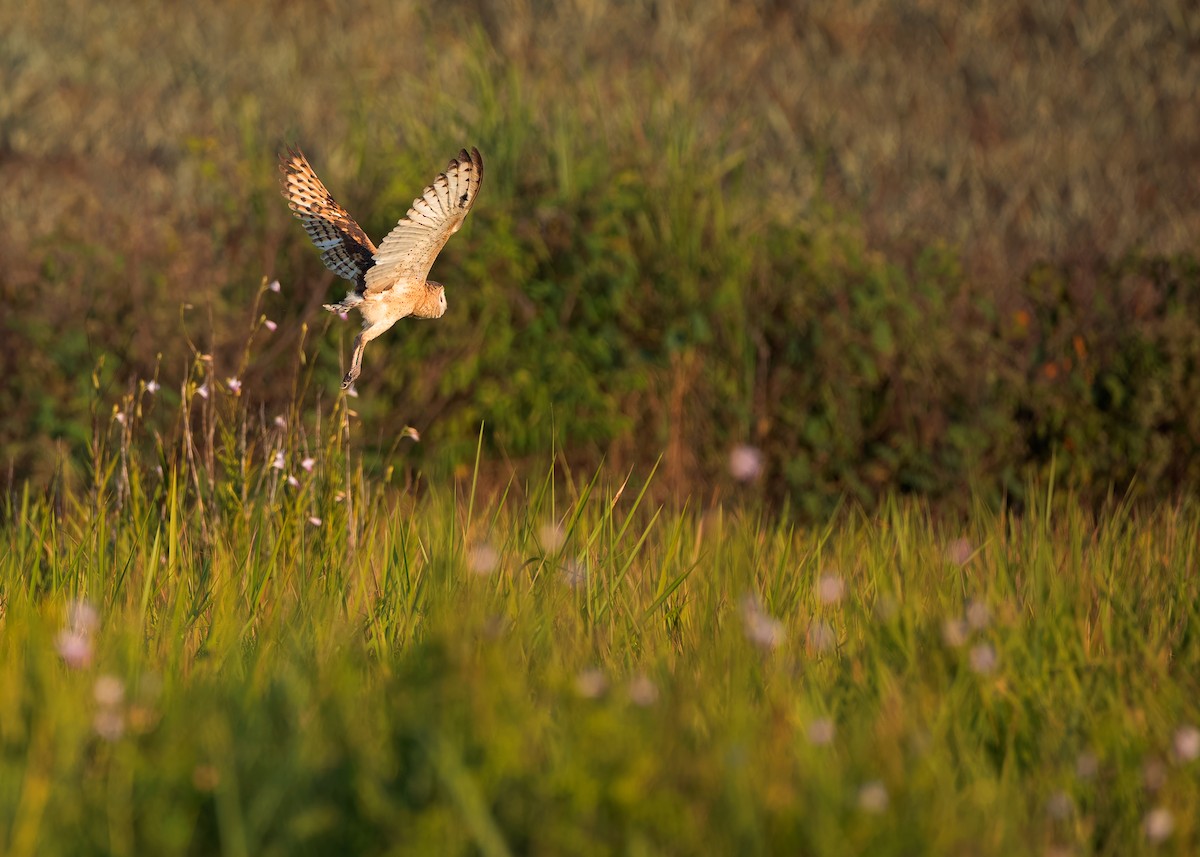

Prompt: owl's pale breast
[359,289,418,327]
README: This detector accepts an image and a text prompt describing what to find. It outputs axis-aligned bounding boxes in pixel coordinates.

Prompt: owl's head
[424,281,448,318]
[434,283,447,317]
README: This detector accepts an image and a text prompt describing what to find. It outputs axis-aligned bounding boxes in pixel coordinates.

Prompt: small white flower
[286,475,300,488]
[334,491,346,503]
[942,617,969,648]
[873,594,898,622]
[273,415,287,429]
[1173,725,1200,763]
[816,573,845,605]
[945,537,973,566]
[807,619,836,652]
[966,600,990,630]
[628,675,659,707]
[1045,791,1073,820]
[56,631,94,669]
[226,377,242,394]
[67,599,100,635]
[145,380,160,394]
[1143,758,1167,792]
[969,643,998,674]
[807,718,836,746]
[401,426,420,441]
[560,558,588,589]
[300,457,315,473]
[346,385,358,398]
[538,522,565,554]
[728,444,764,483]
[467,542,500,576]
[268,279,281,293]
[308,516,322,527]
[1144,807,1174,843]
[271,451,285,470]
[858,781,889,813]
[264,319,277,332]
[741,596,784,651]
[93,675,125,708]
[1075,751,1099,780]
[93,709,125,742]
[114,411,126,426]
[575,668,607,699]
[196,382,209,400]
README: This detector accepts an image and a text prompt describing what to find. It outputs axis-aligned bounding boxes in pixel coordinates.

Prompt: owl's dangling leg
[343,333,366,389]
[341,321,394,389]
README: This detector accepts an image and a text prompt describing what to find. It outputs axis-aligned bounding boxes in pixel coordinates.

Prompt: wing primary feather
[279,146,378,289]
[363,146,484,295]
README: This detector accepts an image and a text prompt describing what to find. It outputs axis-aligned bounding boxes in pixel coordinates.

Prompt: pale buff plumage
[279,146,484,388]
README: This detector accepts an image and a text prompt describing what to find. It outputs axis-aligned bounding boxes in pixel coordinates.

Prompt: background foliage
[2,0,1198,511]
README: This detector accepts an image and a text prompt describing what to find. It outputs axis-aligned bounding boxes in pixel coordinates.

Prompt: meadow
[3,0,1200,853]
[2,386,1199,855]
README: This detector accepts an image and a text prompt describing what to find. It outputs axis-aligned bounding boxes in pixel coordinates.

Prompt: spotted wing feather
[365,147,483,296]
[279,147,377,289]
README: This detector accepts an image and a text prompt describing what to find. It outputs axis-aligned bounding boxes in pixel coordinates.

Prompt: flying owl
[279,146,484,388]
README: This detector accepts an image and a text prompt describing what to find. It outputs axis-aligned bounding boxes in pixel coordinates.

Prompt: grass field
[1,385,1198,855]
[4,1,1200,853]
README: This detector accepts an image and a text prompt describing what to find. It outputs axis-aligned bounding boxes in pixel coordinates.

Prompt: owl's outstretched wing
[364,148,483,296]
[279,147,377,288]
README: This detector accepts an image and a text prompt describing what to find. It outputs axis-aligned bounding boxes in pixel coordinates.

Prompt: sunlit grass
[1,380,1198,854]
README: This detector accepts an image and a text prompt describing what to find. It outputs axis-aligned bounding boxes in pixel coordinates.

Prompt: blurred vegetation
[2,0,1199,512]
[1,391,1199,855]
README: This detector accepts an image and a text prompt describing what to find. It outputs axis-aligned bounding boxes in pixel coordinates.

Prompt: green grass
[1,386,1198,855]
[5,0,1200,510]
[3,2,1200,852]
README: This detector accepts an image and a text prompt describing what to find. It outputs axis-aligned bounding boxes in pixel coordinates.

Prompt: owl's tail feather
[322,293,363,315]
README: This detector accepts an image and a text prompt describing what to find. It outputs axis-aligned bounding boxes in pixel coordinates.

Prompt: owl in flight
[280,146,484,388]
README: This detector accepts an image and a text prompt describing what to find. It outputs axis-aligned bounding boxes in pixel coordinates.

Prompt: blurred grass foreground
[2,0,1200,853]
[2,0,1199,510]
[3,413,1200,854]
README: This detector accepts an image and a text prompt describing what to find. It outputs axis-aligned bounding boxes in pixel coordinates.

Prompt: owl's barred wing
[279,147,377,288]
[365,148,483,296]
